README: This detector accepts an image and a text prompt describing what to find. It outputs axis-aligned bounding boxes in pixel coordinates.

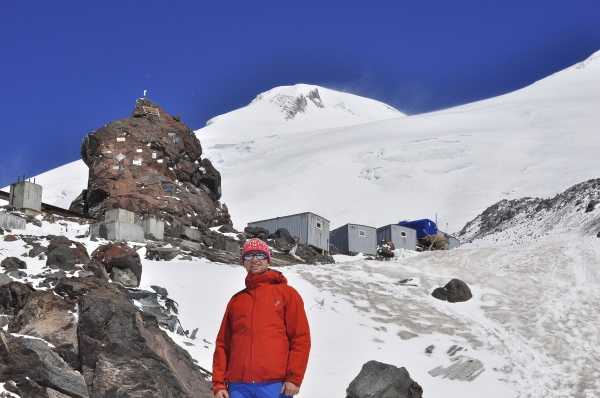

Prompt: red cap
[241,238,271,263]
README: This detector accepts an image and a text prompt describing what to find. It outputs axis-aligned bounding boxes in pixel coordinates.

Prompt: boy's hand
[214,390,229,398]
[281,381,300,396]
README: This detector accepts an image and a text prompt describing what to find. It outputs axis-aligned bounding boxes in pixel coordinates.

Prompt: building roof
[331,223,376,232]
[247,211,330,224]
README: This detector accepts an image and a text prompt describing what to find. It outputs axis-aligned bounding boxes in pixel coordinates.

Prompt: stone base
[90,221,145,242]
[0,213,26,230]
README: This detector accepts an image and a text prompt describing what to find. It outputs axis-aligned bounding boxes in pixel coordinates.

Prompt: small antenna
[143,89,148,97]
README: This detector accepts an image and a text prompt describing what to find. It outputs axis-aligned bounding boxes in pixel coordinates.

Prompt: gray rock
[0,331,89,398]
[346,360,423,398]
[431,279,472,303]
[0,274,12,287]
[1,256,27,271]
[7,270,27,279]
[244,226,270,240]
[110,267,139,288]
[146,246,180,261]
[150,285,169,298]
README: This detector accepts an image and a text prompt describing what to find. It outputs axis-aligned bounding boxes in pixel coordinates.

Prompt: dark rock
[217,224,236,233]
[91,243,142,287]
[73,98,231,230]
[146,246,180,261]
[0,331,88,398]
[69,189,88,215]
[0,227,4,235]
[46,236,90,271]
[445,279,473,302]
[425,345,434,354]
[26,215,43,227]
[431,287,448,301]
[244,226,270,240]
[346,360,423,398]
[9,290,79,368]
[269,228,296,253]
[28,244,47,258]
[0,274,11,287]
[293,244,335,264]
[127,289,179,332]
[0,281,35,315]
[73,278,212,396]
[4,234,19,242]
[1,256,27,271]
[150,285,169,298]
[597,231,600,238]
[7,270,27,279]
[432,279,472,303]
[586,200,599,213]
[212,234,241,253]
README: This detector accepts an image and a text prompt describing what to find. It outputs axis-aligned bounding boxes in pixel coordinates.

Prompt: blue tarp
[398,219,438,239]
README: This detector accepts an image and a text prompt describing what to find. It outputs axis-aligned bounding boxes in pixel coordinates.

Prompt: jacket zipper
[249,288,256,383]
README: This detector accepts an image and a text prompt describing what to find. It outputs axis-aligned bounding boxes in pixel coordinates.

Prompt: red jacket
[212,270,311,393]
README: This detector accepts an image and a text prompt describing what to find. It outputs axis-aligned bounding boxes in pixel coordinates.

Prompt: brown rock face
[73,98,231,230]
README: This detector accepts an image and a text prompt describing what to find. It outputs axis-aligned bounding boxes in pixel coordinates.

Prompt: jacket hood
[245,269,287,289]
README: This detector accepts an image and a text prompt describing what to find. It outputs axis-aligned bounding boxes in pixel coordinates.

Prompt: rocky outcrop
[432,279,472,303]
[459,178,600,242]
[46,236,90,271]
[72,98,231,231]
[346,360,423,398]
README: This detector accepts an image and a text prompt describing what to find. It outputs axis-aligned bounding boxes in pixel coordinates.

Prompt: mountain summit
[203,84,403,139]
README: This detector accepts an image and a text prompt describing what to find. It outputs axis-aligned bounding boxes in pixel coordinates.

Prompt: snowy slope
[3,211,599,397]
[197,50,600,232]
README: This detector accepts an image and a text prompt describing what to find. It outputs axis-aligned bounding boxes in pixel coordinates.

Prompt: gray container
[247,212,330,252]
[330,223,377,255]
[376,224,417,251]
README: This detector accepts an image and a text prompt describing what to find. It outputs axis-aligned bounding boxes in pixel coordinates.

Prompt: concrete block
[181,227,202,242]
[90,221,145,243]
[0,213,26,230]
[105,208,136,224]
[143,217,164,240]
[9,182,42,212]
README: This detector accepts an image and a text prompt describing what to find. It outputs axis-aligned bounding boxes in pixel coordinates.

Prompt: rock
[9,290,79,368]
[428,355,485,381]
[46,236,90,271]
[69,189,87,215]
[585,200,599,213]
[431,279,472,303]
[0,281,35,315]
[91,243,142,287]
[293,244,335,264]
[425,345,435,354]
[146,246,180,261]
[110,267,139,287]
[7,270,27,279]
[217,224,236,233]
[127,289,179,332]
[73,98,231,231]
[431,287,448,301]
[189,328,198,340]
[70,277,212,396]
[0,331,89,398]
[269,228,296,253]
[1,257,27,271]
[244,226,270,240]
[445,279,472,302]
[597,231,600,238]
[212,234,241,253]
[0,274,11,287]
[26,215,43,227]
[346,360,423,398]
[150,285,168,298]
[28,243,47,258]
[0,227,4,235]
[4,234,19,242]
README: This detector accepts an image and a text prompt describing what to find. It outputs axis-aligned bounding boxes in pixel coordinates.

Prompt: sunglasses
[242,252,268,261]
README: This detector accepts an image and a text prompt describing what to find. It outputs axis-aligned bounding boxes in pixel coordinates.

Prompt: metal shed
[329,223,377,255]
[247,212,330,252]
[376,224,417,251]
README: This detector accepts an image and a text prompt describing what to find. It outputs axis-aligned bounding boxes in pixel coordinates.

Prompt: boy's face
[242,251,270,274]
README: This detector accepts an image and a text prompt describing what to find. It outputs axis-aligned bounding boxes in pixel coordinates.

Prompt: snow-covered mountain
[197,50,600,232]
[203,83,404,139]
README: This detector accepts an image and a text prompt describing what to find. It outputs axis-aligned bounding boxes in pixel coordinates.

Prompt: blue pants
[229,382,291,398]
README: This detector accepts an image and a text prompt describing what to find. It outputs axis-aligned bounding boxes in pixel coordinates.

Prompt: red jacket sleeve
[284,287,311,386]
[212,301,231,393]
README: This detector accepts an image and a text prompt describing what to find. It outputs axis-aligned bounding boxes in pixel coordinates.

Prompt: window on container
[359,230,367,237]
[400,231,407,238]
[316,221,322,229]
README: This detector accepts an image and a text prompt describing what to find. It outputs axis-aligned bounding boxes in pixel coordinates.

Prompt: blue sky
[1,0,599,188]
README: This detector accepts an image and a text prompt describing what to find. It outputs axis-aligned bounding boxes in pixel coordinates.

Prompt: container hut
[247,212,330,252]
[376,224,417,250]
[329,223,377,255]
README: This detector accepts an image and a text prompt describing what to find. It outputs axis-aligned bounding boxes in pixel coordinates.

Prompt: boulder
[72,98,231,230]
[91,243,142,287]
[346,360,423,398]
[431,279,472,303]
[269,228,296,253]
[0,331,89,398]
[3,235,19,242]
[127,289,179,332]
[244,226,270,240]
[585,200,599,213]
[146,246,180,261]
[0,281,35,315]
[217,224,236,233]
[1,257,27,271]
[46,236,90,270]
[9,291,79,368]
